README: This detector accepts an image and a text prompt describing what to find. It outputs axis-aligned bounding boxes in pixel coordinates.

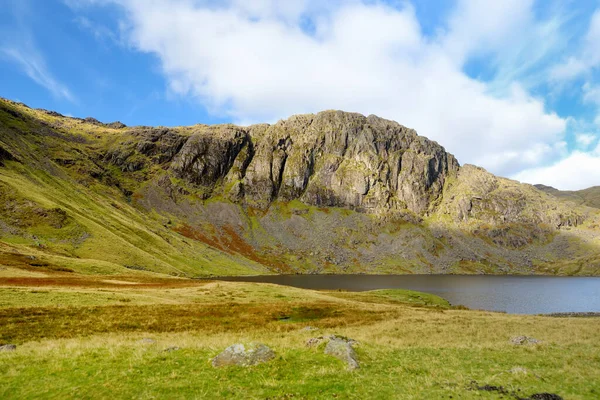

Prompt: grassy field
[0,269,599,399]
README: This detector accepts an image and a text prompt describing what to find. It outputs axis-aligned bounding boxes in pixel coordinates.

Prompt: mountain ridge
[535,184,600,209]
[1,97,599,276]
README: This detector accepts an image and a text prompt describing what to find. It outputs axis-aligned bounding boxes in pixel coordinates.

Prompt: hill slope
[535,184,600,209]
[1,97,599,276]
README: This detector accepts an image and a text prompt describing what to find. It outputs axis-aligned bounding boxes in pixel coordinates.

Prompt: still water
[218,274,600,314]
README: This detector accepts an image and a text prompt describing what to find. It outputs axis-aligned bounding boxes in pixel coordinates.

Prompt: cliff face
[1,98,599,276]
[120,111,458,215]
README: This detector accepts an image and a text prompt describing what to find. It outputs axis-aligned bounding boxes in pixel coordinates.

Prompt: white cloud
[92,0,568,178]
[443,0,534,62]
[575,133,597,148]
[583,82,600,105]
[550,9,600,81]
[513,151,600,190]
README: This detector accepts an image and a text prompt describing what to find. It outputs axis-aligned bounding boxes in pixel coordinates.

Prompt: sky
[1,0,600,190]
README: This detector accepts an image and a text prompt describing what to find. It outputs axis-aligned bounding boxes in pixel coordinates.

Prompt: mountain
[535,184,600,209]
[1,97,599,276]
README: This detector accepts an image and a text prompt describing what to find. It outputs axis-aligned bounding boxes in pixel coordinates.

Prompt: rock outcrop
[1,97,599,276]
[113,111,459,215]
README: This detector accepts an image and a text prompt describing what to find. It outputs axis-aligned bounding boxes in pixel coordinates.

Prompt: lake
[217,274,600,314]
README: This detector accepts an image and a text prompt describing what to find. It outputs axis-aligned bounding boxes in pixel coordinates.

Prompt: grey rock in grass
[212,343,275,367]
[325,338,359,370]
[301,326,319,332]
[306,335,359,348]
[139,338,156,344]
[509,366,528,375]
[510,336,540,345]
[163,346,180,352]
[0,344,16,352]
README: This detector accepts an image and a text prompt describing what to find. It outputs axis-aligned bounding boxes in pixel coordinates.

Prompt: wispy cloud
[74,15,120,46]
[0,0,76,102]
[550,9,600,81]
[0,46,75,102]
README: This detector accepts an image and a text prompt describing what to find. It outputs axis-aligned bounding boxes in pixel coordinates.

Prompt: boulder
[306,335,359,348]
[324,338,359,370]
[0,344,16,352]
[510,336,540,345]
[212,343,275,367]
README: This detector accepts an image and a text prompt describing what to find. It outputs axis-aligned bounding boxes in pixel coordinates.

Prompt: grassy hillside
[1,97,600,276]
[535,184,600,209]
[0,100,269,277]
[0,272,598,399]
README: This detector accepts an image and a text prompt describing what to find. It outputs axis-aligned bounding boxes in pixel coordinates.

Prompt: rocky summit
[0,97,599,276]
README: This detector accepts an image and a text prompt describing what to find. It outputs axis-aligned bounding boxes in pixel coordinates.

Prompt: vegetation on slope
[535,184,600,209]
[1,97,599,276]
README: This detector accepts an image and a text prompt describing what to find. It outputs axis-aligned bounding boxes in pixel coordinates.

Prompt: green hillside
[1,97,599,277]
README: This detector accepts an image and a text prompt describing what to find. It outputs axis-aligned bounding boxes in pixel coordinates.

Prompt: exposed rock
[84,117,103,126]
[509,366,529,375]
[211,343,275,367]
[140,111,460,214]
[301,326,319,332]
[440,165,585,229]
[324,338,359,370]
[510,336,540,345]
[545,312,600,318]
[529,394,563,400]
[306,335,359,348]
[139,338,156,344]
[0,344,16,352]
[171,126,249,195]
[0,146,16,166]
[107,121,127,129]
[163,346,180,352]
[39,109,63,117]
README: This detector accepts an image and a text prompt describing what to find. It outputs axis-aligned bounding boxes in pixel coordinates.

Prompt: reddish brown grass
[0,301,393,343]
[174,223,293,273]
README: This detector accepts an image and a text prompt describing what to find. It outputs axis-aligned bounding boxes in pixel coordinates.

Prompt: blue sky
[1,0,600,189]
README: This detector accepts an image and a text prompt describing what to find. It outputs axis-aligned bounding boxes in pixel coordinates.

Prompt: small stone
[301,326,319,332]
[0,344,16,352]
[324,338,359,370]
[306,337,326,347]
[163,346,180,352]
[212,343,275,367]
[509,366,528,375]
[139,338,156,344]
[510,336,540,345]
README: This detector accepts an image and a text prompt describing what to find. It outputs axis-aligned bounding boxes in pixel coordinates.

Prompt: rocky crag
[0,97,598,276]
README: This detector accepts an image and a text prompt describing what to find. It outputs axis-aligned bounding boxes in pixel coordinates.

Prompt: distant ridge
[535,184,600,209]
